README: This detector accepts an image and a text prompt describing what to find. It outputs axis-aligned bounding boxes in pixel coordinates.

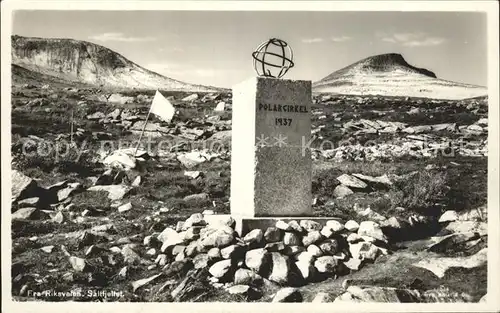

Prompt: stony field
[10,82,488,302]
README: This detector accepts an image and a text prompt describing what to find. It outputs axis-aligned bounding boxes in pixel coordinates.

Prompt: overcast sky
[12,10,487,88]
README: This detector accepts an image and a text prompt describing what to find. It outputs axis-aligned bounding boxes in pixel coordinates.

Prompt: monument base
[203,214,341,237]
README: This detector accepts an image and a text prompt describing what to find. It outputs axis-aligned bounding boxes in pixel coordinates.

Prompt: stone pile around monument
[154,211,387,299]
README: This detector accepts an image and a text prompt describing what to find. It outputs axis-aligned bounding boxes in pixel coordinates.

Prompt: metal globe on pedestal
[251,38,294,79]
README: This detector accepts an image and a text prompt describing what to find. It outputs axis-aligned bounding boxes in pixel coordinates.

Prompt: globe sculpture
[252,38,294,79]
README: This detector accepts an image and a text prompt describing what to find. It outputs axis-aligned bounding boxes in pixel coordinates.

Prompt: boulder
[268,252,291,284]
[314,256,338,273]
[182,93,199,102]
[87,185,131,201]
[283,232,301,246]
[413,248,487,278]
[299,220,322,232]
[312,292,334,303]
[358,221,387,243]
[12,170,39,202]
[208,259,232,278]
[12,207,43,220]
[337,174,368,189]
[439,210,459,223]
[102,151,136,169]
[333,185,354,199]
[234,268,262,285]
[345,220,360,232]
[245,248,270,274]
[295,260,316,281]
[214,102,226,112]
[264,227,282,243]
[349,242,380,262]
[243,229,264,245]
[302,231,323,246]
[319,239,339,255]
[272,288,302,302]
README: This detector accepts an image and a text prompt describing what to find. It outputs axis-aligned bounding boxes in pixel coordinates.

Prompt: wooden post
[70,109,74,145]
[133,108,153,156]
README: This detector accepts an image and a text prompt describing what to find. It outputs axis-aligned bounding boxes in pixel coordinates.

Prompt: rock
[158,227,182,244]
[214,101,226,112]
[347,233,363,243]
[287,220,305,233]
[185,241,199,257]
[272,288,302,302]
[12,170,38,201]
[207,247,222,259]
[283,232,301,246]
[189,253,209,269]
[155,254,168,266]
[302,231,323,246]
[177,151,208,168]
[299,220,322,232]
[337,174,368,189]
[118,266,128,278]
[319,239,339,255]
[69,256,87,272]
[87,185,131,201]
[52,211,65,224]
[326,220,345,233]
[131,274,162,292]
[312,292,334,303]
[199,226,234,249]
[107,93,135,104]
[87,111,106,120]
[40,245,54,253]
[121,244,140,264]
[12,208,42,220]
[296,251,316,264]
[349,242,380,262]
[172,245,186,256]
[163,259,193,277]
[265,242,285,252]
[345,220,360,232]
[283,245,305,257]
[358,221,387,243]
[243,229,264,245]
[209,259,232,278]
[245,248,269,274]
[234,268,262,285]
[183,213,206,230]
[439,210,459,223]
[343,258,363,271]
[413,248,487,278]
[320,226,335,238]
[333,185,354,198]
[314,256,338,273]
[184,171,202,179]
[221,244,246,259]
[307,245,323,257]
[334,286,423,302]
[102,151,136,169]
[183,193,209,202]
[276,220,292,231]
[131,176,142,187]
[264,227,282,242]
[182,93,199,102]
[184,226,202,241]
[295,259,315,281]
[268,253,291,284]
[118,202,132,213]
[17,197,40,207]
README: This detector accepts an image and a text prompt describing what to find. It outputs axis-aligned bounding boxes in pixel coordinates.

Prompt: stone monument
[229,38,319,234]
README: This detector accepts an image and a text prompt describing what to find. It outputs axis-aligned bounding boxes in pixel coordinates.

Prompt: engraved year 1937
[275,117,292,126]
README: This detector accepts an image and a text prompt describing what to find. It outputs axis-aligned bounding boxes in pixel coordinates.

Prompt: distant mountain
[313,53,487,100]
[11,35,219,92]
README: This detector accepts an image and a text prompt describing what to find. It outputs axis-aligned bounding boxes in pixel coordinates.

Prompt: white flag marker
[134,90,175,155]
